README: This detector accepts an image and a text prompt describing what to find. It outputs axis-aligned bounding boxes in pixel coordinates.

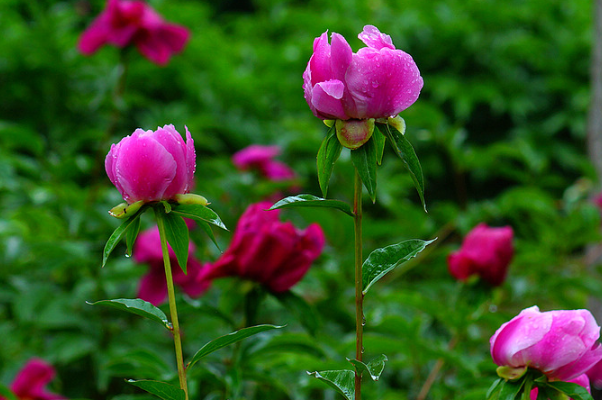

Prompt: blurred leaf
[103,209,147,267]
[87,298,171,330]
[308,369,355,400]
[498,379,524,400]
[350,137,378,203]
[317,126,342,198]
[486,378,504,400]
[363,238,436,294]
[171,204,227,231]
[188,324,284,368]
[126,380,185,400]
[273,290,320,336]
[544,382,592,400]
[160,211,189,275]
[270,194,353,217]
[0,384,17,400]
[247,332,326,360]
[376,122,426,211]
[347,354,387,381]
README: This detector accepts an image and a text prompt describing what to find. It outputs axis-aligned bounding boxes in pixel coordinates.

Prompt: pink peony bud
[232,145,296,181]
[490,306,602,382]
[78,0,190,66]
[447,223,514,286]
[303,25,423,121]
[0,359,65,400]
[105,125,196,204]
[530,373,590,400]
[133,224,211,305]
[206,201,325,292]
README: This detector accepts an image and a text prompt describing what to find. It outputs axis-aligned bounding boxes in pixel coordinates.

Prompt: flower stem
[416,336,458,400]
[353,169,364,400]
[155,208,189,399]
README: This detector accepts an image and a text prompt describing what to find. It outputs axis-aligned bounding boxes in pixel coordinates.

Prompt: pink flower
[78,0,189,65]
[105,125,196,204]
[0,359,65,400]
[490,306,602,381]
[586,358,602,389]
[303,25,423,121]
[206,202,325,292]
[447,223,514,286]
[232,145,296,181]
[530,373,590,400]
[133,224,211,305]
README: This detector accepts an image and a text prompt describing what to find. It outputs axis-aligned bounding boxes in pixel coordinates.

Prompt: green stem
[155,208,189,399]
[353,169,364,400]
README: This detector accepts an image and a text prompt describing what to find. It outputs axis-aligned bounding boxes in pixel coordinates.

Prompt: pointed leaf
[363,239,436,294]
[161,212,189,275]
[350,136,378,203]
[487,378,504,400]
[499,379,524,400]
[125,214,141,257]
[188,324,284,368]
[347,354,387,381]
[317,126,342,198]
[171,204,227,231]
[273,290,320,336]
[197,220,221,251]
[126,380,185,400]
[376,122,426,212]
[544,382,593,400]
[87,298,171,330]
[308,370,355,400]
[270,194,353,217]
[373,129,386,165]
[103,206,148,267]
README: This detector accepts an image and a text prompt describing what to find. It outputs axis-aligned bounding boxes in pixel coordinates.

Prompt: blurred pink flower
[232,145,296,182]
[133,224,211,305]
[587,358,602,389]
[78,0,189,65]
[490,306,602,381]
[530,373,590,400]
[303,25,423,121]
[447,223,514,286]
[105,125,195,204]
[206,201,325,292]
[0,359,65,400]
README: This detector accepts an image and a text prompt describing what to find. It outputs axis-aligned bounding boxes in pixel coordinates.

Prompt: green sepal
[362,238,436,294]
[126,380,185,400]
[158,210,189,275]
[188,324,284,369]
[174,193,209,206]
[103,204,149,267]
[317,125,342,198]
[109,200,144,219]
[376,121,427,212]
[270,194,354,217]
[347,354,387,381]
[308,369,355,400]
[350,134,378,203]
[497,365,528,381]
[87,298,171,330]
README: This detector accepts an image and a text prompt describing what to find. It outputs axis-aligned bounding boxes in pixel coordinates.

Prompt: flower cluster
[78,0,190,65]
[0,359,65,400]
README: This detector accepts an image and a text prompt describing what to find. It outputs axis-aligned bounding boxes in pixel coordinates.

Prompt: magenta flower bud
[530,373,590,400]
[133,224,211,305]
[105,125,196,204]
[78,0,190,66]
[447,223,514,286]
[232,145,296,181]
[206,202,325,292]
[490,306,602,381]
[0,358,65,400]
[303,25,423,121]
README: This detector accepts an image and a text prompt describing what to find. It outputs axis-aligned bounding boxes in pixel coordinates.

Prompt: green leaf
[499,379,525,400]
[273,290,320,336]
[126,380,185,400]
[350,136,378,203]
[362,238,436,294]
[308,369,355,400]
[103,207,148,267]
[125,214,141,257]
[316,126,342,198]
[376,122,426,212]
[545,381,593,400]
[0,384,18,400]
[188,324,284,368]
[197,220,221,251]
[270,194,353,217]
[373,129,386,165]
[87,298,171,330]
[487,378,504,400]
[160,212,189,275]
[171,204,227,231]
[347,354,387,381]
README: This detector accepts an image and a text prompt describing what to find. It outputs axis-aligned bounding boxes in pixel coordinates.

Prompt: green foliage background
[1,0,601,399]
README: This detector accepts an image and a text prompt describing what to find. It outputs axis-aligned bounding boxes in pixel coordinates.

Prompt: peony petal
[311,80,348,120]
[358,25,395,50]
[137,268,169,306]
[152,125,188,198]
